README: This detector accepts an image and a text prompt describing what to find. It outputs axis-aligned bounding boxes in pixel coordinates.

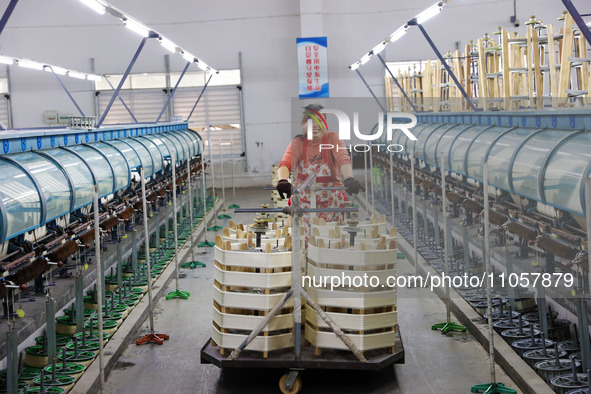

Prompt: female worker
[276,104,365,232]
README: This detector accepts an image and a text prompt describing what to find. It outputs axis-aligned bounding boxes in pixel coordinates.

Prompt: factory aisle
[103,187,520,394]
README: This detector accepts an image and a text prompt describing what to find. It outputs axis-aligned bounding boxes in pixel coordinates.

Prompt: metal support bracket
[0,0,19,38]
[186,74,213,122]
[157,61,191,123]
[561,0,591,47]
[377,54,418,112]
[97,33,157,128]
[103,76,138,123]
[355,69,386,113]
[409,21,478,112]
[47,66,86,116]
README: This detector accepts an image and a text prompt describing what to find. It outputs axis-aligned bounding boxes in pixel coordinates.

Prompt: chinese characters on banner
[297,37,329,98]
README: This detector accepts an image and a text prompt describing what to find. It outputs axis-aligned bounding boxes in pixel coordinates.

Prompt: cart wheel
[279,373,302,394]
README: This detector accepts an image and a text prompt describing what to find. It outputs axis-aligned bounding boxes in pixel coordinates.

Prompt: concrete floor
[104,187,521,394]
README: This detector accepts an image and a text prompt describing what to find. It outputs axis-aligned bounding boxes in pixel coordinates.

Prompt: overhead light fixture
[78,0,106,15]
[371,41,387,55]
[196,60,209,71]
[17,59,44,70]
[123,18,150,37]
[0,55,13,65]
[388,25,407,43]
[415,2,443,25]
[182,51,195,63]
[75,0,218,74]
[349,61,361,71]
[159,37,177,53]
[359,53,372,65]
[86,74,103,82]
[44,65,67,75]
[68,70,87,79]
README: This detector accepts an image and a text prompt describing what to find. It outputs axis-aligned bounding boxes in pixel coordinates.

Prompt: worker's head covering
[301,104,327,130]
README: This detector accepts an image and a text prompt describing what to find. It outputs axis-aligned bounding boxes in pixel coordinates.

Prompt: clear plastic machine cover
[543,132,591,215]
[404,122,591,216]
[511,129,568,202]
[119,139,154,177]
[0,129,203,242]
[10,153,71,223]
[0,160,42,241]
[163,133,188,161]
[107,140,142,172]
[89,143,130,192]
[66,145,115,198]
[486,128,534,190]
[42,148,94,210]
[134,137,164,174]
[156,134,185,162]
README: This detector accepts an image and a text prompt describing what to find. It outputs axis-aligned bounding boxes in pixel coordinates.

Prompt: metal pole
[218,138,226,210]
[204,91,218,229]
[389,149,395,224]
[171,154,181,291]
[377,54,418,112]
[412,150,418,276]
[238,52,247,165]
[355,69,386,113]
[47,67,85,116]
[92,185,105,390]
[483,162,496,383]
[369,146,375,214]
[413,23,477,112]
[164,54,172,122]
[186,74,212,122]
[97,36,151,128]
[291,192,302,360]
[103,77,137,123]
[441,152,451,323]
[6,66,13,129]
[140,167,155,334]
[156,61,191,123]
[364,149,369,209]
[586,176,591,302]
[230,132,237,207]
[187,158,196,262]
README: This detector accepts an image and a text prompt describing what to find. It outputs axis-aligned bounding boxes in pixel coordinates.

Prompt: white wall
[1,0,570,177]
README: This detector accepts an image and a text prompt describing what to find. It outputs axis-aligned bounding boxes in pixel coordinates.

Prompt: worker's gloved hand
[344,177,366,195]
[276,179,292,199]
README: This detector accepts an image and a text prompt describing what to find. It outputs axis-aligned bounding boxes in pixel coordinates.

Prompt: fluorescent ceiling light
[371,41,387,55]
[415,2,442,25]
[389,25,407,43]
[124,18,150,37]
[44,65,67,75]
[159,37,177,53]
[350,62,360,71]
[359,53,372,65]
[196,61,209,71]
[17,59,44,70]
[77,1,218,73]
[68,70,87,79]
[0,55,13,65]
[87,74,103,82]
[182,51,195,62]
[78,0,106,15]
